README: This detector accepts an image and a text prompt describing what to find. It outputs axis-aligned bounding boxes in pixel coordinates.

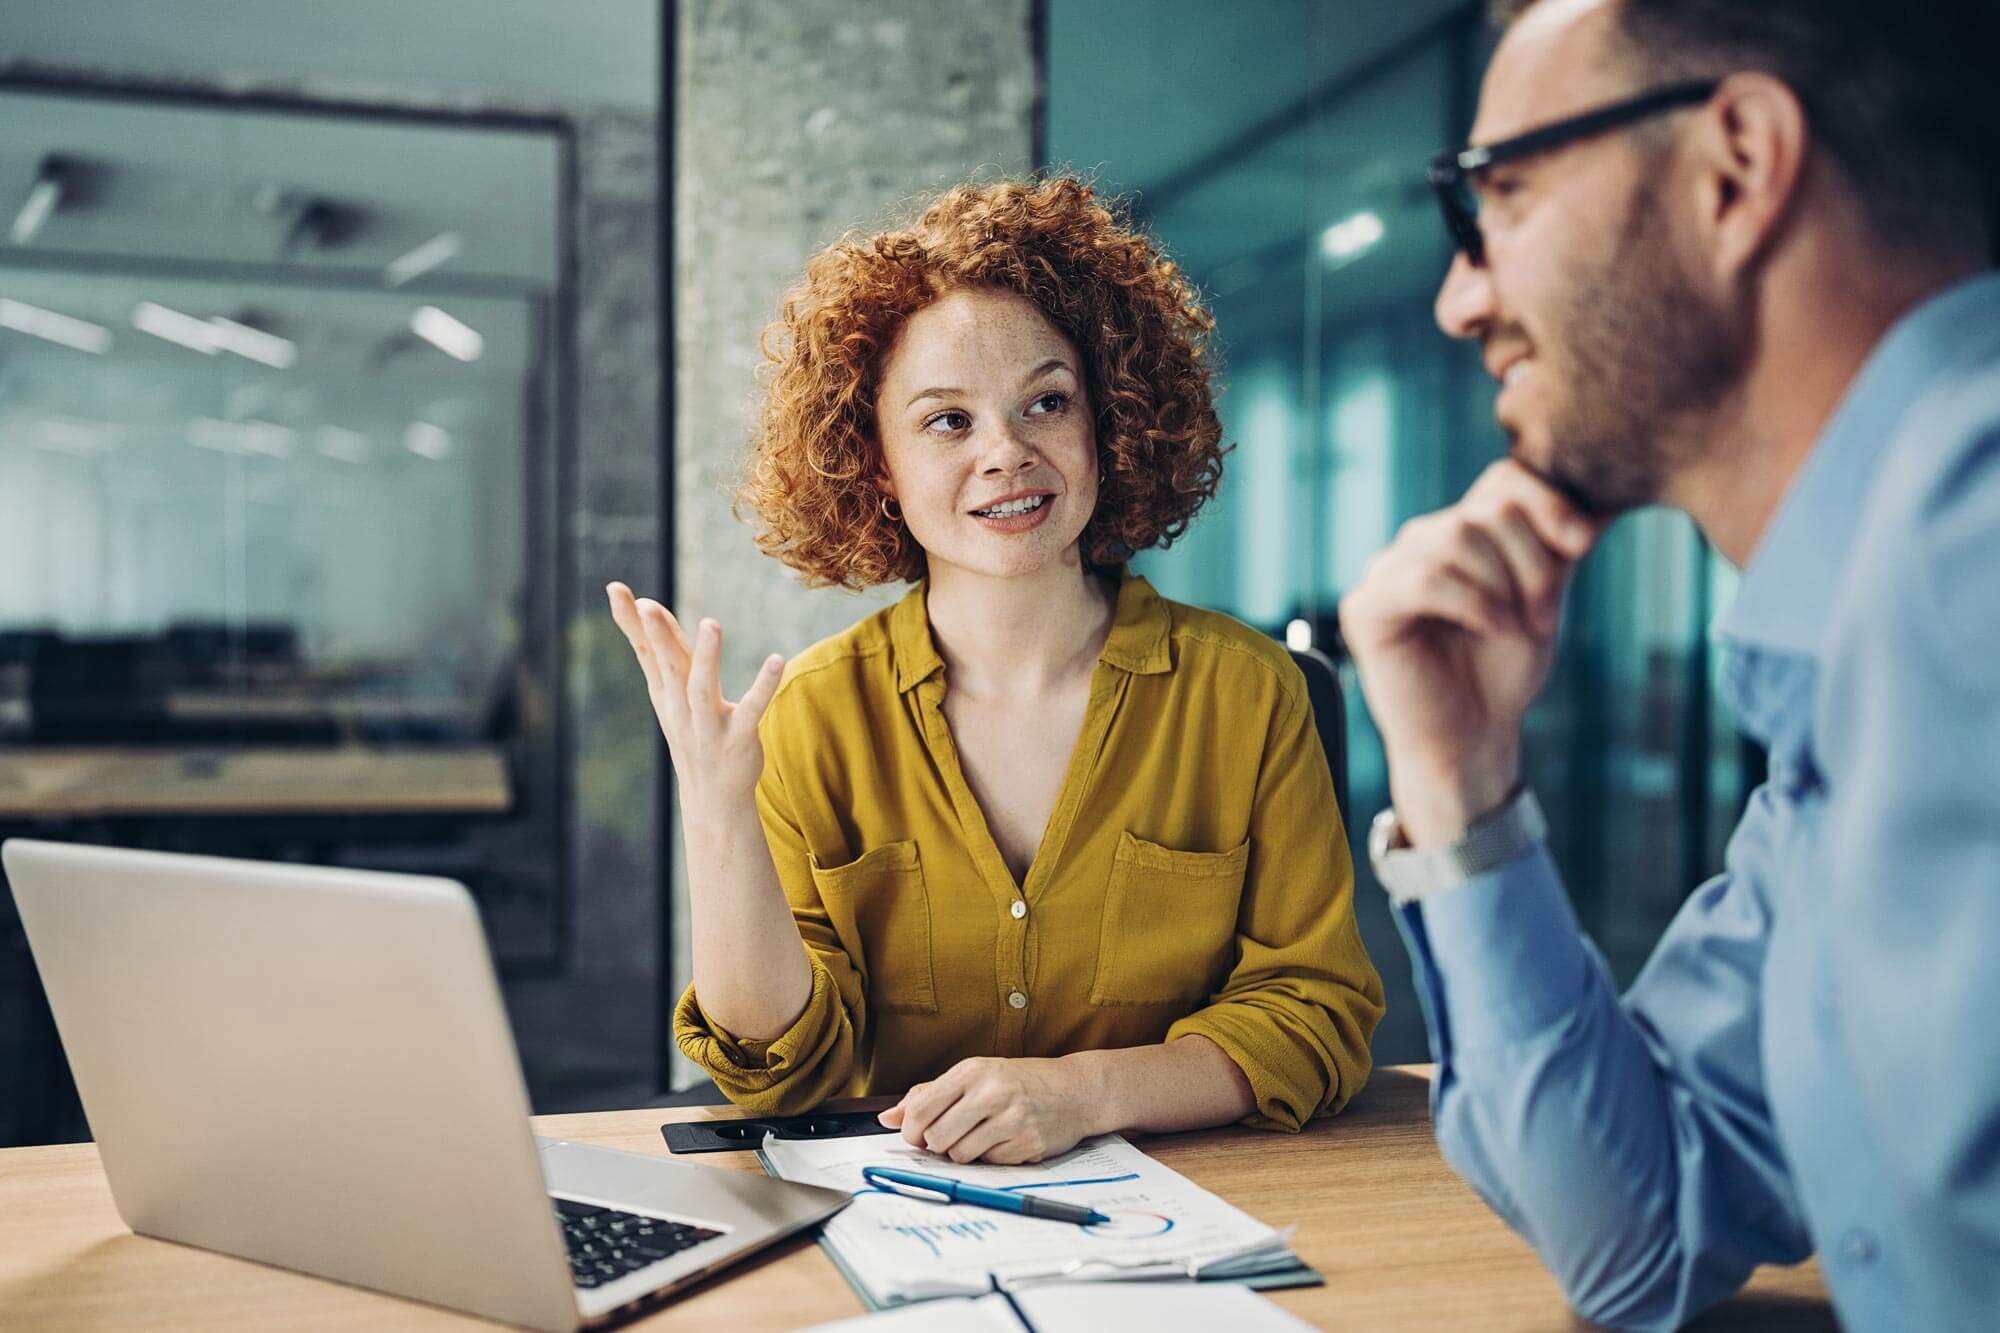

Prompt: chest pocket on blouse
[809,840,937,1013]
[1090,831,1250,1006]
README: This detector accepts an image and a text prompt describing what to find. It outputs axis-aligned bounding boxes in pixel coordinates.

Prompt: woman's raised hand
[606,582,785,806]
[607,582,810,1034]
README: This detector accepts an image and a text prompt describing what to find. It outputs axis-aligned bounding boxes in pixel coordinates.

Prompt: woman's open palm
[605,582,784,803]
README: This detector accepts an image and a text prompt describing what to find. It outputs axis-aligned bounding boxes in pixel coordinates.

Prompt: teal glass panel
[1047,1,1752,1062]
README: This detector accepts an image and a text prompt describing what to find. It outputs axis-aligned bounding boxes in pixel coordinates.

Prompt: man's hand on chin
[1340,458,1604,845]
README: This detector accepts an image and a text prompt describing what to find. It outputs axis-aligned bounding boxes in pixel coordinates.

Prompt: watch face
[1367,807,1400,869]
[1367,807,1410,894]
[1368,790,1546,902]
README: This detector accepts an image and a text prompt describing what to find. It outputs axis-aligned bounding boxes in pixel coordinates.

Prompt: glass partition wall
[0,272,535,737]
[1047,1,1754,1062]
[0,84,569,1144]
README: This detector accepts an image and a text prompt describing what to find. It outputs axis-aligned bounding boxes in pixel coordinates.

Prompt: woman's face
[874,287,1097,583]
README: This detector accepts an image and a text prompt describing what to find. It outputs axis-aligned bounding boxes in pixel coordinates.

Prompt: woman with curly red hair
[608,177,1382,1164]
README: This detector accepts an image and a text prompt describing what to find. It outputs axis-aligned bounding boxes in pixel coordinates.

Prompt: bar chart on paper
[760,1132,1304,1306]
[887,1213,1000,1258]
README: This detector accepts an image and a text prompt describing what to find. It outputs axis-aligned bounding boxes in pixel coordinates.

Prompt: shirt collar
[1715,272,2000,663]
[1097,569,1174,675]
[890,567,1172,694]
[888,582,943,693]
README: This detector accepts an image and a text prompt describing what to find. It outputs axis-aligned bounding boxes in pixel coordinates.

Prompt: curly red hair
[740,176,1227,589]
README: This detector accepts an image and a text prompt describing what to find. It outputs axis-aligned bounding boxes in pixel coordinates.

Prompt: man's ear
[1690,72,1810,284]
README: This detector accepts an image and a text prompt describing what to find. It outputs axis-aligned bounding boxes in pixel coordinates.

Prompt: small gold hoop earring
[879,495,902,522]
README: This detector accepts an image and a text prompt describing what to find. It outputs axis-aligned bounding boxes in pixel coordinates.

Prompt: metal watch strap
[1369,786,1547,905]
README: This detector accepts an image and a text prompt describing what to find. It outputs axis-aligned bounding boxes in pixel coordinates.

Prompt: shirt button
[1007,990,1028,1010]
[1839,1228,1878,1267]
[1010,900,1027,920]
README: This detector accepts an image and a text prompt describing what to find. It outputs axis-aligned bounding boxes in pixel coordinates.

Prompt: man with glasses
[1339,0,1999,1327]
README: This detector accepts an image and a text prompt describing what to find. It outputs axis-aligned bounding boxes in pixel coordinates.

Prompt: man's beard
[1529,186,1746,517]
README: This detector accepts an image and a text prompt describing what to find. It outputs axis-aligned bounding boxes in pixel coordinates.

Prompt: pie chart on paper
[1081,1210,1175,1239]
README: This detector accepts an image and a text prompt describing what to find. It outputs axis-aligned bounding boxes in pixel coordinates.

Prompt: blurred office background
[0,1,1752,1146]
[1044,1,1753,1063]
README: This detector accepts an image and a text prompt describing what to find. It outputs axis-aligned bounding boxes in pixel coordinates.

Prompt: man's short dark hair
[1492,0,1998,263]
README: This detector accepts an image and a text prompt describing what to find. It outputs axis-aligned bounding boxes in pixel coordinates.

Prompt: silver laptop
[2,838,848,1331]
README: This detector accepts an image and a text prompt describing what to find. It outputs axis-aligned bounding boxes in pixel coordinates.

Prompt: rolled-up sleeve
[673,756,866,1114]
[1167,684,1384,1130]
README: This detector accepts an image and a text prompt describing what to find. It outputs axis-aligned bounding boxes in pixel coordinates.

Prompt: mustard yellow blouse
[675,571,1384,1131]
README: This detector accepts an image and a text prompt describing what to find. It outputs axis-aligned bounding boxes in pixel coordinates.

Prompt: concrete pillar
[670,0,1037,1079]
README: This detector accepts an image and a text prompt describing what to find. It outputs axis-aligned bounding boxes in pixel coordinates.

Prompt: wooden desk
[0,745,511,818]
[0,1067,1830,1331]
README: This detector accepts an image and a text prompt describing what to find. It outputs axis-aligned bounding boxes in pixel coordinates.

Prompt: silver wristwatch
[1369,786,1547,905]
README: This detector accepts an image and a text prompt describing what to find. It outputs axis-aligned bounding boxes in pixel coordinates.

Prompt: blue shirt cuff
[1405,843,1592,1053]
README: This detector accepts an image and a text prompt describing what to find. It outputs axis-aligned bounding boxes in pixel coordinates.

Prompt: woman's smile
[968,491,1055,533]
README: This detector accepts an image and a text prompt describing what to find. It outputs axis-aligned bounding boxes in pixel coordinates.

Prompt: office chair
[27,637,167,744]
[1286,646,1350,830]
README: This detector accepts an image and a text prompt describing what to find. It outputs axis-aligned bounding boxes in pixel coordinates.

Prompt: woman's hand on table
[879,1055,1105,1164]
[605,582,784,809]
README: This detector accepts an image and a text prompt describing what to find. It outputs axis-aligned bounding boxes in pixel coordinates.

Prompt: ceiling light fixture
[1320,210,1386,268]
[188,417,296,457]
[10,156,72,245]
[133,301,222,354]
[314,426,372,464]
[208,315,297,369]
[0,297,112,354]
[29,417,113,456]
[386,231,464,287]
[403,421,454,460]
[410,305,484,362]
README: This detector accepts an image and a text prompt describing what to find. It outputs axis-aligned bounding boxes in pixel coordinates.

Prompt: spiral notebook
[756,1131,1320,1310]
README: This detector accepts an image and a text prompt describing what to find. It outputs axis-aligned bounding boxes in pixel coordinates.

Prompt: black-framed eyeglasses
[1428,80,1721,265]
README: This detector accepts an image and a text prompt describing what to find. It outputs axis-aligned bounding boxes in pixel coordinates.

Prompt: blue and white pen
[860,1165,1111,1226]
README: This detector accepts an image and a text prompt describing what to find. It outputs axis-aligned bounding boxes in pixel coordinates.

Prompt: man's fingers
[1474,458,1602,559]
[1475,506,1568,632]
[1407,563,1520,638]
[1362,493,1576,645]
[1426,516,1517,615]
[1394,513,1520,635]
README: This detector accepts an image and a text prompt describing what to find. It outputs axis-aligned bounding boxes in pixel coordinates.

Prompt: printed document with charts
[757,1132,1309,1308]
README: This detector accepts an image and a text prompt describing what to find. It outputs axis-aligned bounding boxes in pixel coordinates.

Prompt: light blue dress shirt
[1394,271,2000,1332]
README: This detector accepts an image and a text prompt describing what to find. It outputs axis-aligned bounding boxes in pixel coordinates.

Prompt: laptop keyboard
[552,1197,723,1289]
